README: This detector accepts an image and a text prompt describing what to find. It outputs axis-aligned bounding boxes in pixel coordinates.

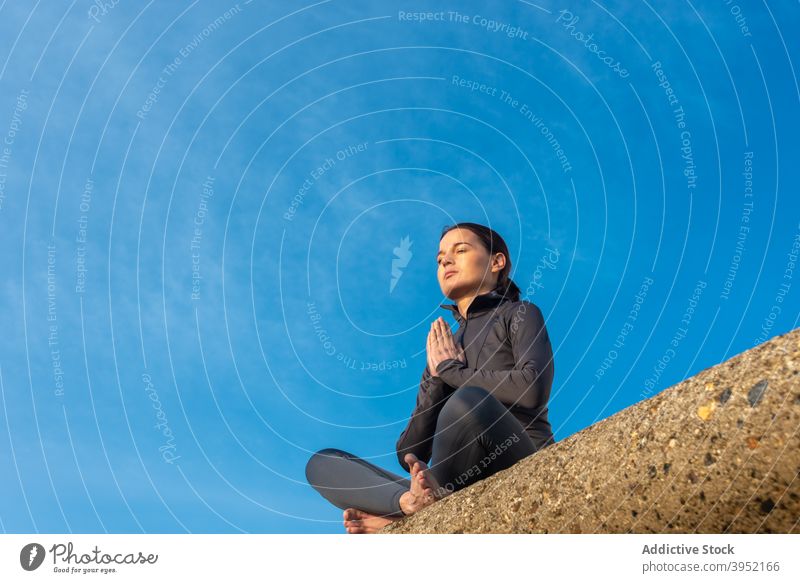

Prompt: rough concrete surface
[383,328,800,534]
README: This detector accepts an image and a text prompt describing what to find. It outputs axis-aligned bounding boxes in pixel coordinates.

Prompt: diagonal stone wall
[383,328,800,534]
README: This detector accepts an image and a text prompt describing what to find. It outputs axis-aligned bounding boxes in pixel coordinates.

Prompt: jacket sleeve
[434,302,554,410]
[395,365,454,472]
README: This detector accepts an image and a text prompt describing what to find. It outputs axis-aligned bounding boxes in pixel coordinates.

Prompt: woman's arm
[395,365,454,472]
[434,301,554,410]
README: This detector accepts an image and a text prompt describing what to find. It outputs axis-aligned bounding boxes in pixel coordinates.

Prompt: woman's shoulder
[498,298,544,318]
[497,299,547,334]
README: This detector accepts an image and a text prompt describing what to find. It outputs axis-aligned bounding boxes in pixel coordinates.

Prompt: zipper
[461,315,468,358]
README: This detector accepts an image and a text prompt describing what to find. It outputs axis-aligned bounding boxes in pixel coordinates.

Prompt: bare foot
[398,454,435,516]
[342,508,399,534]
[414,455,453,503]
[418,463,452,503]
[399,453,453,516]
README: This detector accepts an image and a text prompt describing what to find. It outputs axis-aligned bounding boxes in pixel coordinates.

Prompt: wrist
[437,358,462,372]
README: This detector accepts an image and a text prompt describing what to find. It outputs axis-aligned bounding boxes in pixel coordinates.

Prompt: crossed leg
[342,452,435,533]
[306,386,542,533]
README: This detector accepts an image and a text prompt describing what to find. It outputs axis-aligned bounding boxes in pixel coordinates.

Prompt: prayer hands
[426,317,465,377]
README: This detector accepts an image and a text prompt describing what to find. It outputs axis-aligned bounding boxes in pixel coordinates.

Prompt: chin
[442,279,469,298]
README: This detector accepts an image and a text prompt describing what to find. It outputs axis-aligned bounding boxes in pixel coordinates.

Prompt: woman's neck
[454,286,496,319]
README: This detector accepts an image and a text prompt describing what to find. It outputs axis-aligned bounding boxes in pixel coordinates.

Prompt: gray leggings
[305,385,540,518]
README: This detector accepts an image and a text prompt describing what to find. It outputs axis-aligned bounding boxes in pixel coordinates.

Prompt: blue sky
[0,0,798,534]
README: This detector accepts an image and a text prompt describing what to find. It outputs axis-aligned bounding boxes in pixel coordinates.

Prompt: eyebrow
[437,241,473,259]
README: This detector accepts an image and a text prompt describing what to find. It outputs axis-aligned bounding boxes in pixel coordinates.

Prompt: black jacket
[396,289,555,472]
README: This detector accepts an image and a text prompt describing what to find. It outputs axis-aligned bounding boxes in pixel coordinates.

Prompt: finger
[440,317,452,337]
[440,320,453,345]
[440,320,452,344]
[434,318,442,338]
[437,320,454,350]
[441,319,454,342]
[431,321,442,345]
[428,331,437,360]
[434,319,445,343]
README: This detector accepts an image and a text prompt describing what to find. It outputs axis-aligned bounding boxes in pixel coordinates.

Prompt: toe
[345,508,363,521]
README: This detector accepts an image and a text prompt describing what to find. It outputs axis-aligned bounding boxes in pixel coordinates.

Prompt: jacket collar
[439,289,510,323]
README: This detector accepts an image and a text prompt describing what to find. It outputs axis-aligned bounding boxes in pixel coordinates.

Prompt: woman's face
[436,228,505,299]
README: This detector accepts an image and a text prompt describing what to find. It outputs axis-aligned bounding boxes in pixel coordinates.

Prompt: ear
[491,252,506,273]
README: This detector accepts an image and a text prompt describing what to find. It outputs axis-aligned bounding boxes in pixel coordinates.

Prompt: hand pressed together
[426,317,465,377]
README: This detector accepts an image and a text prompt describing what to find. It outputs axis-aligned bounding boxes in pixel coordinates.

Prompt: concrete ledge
[383,328,800,533]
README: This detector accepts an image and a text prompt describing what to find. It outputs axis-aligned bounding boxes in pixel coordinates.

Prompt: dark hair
[439,222,521,302]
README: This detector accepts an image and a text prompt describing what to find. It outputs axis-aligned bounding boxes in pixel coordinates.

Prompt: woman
[305,222,556,533]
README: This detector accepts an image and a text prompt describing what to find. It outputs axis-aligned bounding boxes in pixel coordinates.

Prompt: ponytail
[494,275,521,302]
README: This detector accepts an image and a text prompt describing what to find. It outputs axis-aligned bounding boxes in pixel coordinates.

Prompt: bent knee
[440,385,491,420]
[305,447,350,482]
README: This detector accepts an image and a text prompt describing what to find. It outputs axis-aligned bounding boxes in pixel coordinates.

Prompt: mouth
[444,271,457,279]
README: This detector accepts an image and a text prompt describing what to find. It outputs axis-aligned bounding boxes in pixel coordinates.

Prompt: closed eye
[438,248,466,265]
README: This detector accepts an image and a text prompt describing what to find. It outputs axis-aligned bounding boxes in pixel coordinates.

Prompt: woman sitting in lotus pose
[305,222,556,533]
